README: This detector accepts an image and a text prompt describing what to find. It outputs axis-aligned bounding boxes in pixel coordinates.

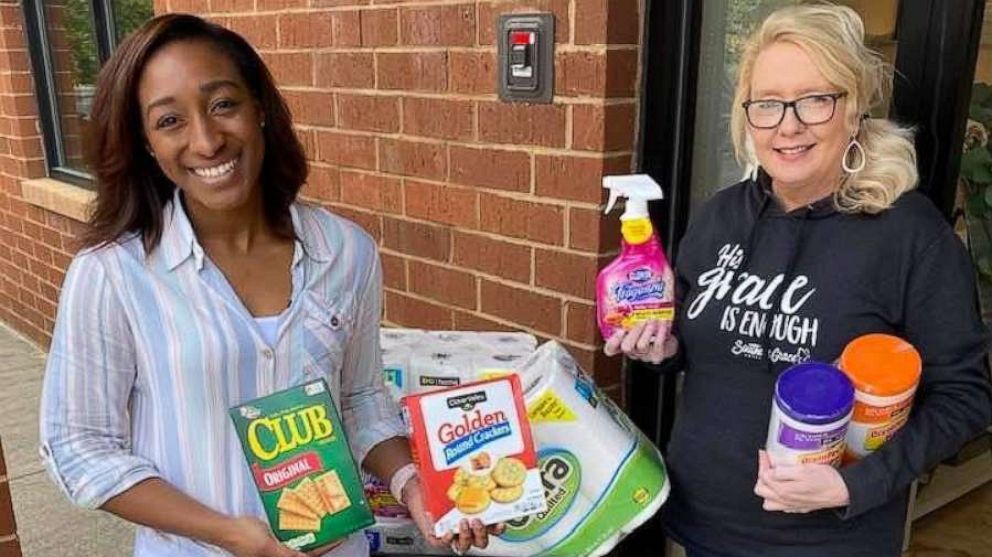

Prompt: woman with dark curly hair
[38,14,496,557]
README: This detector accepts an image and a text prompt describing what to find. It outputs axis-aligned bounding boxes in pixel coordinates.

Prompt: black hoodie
[659,172,992,557]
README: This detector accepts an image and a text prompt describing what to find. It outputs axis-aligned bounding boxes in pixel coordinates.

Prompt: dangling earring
[260,120,265,129]
[843,138,866,173]
[744,135,759,181]
[744,162,759,182]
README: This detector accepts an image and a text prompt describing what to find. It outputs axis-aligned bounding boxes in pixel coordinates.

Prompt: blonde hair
[730,2,918,214]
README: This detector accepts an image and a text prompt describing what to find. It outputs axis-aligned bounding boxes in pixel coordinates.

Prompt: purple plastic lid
[774,362,855,425]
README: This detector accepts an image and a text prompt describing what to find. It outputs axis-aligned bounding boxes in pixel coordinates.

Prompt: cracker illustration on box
[230,380,374,551]
[403,376,547,535]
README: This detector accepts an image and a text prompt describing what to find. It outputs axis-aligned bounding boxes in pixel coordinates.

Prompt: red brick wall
[0,437,22,557]
[0,0,644,392]
[0,1,77,349]
[208,0,642,389]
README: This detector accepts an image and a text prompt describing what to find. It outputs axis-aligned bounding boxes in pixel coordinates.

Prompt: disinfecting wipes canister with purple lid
[766,362,855,467]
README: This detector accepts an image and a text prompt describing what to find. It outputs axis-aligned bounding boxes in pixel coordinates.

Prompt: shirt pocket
[300,291,353,382]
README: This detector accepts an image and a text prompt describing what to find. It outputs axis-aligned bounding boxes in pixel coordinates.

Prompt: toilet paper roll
[426,331,487,353]
[521,343,638,503]
[381,347,409,403]
[408,351,474,394]
[471,352,531,382]
[478,446,594,557]
[475,332,538,353]
[381,328,427,352]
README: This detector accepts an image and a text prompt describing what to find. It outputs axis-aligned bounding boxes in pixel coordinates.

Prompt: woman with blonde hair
[607,3,991,556]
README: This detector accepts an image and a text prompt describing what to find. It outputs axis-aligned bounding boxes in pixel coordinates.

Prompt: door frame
[891,0,986,217]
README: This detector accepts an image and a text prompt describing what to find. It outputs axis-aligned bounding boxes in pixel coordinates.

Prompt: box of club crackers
[229,380,374,552]
[403,375,547,536]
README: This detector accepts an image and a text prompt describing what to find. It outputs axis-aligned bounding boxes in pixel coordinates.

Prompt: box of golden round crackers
[403,375,547,536]
[229,380,374,552]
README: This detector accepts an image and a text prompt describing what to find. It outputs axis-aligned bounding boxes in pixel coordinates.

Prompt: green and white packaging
[229,380,374,552]
[482,341,670,557]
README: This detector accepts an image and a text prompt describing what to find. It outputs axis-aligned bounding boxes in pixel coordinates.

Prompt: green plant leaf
[977,165,992,184]
[974,82,992,105]
[961,148,992,182]
[978,256,992,281]
[984,186,992,209]
[972,106,992,124]
[968,190,989,216]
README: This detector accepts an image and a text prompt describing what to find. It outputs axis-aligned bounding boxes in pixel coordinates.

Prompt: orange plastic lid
[839,333,922,396]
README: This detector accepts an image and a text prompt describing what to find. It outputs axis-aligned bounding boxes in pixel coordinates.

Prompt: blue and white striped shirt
[39,192,405,556]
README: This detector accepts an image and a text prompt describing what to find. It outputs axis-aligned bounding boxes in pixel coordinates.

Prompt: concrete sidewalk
[0,323,133,557]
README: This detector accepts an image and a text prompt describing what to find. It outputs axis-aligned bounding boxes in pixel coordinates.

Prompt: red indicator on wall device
[510,31,534,45]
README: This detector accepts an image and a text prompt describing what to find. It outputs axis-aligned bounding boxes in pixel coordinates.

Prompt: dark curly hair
[82,13,307,251]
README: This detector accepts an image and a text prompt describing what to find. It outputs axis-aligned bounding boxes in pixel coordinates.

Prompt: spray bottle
[596,174,676,340]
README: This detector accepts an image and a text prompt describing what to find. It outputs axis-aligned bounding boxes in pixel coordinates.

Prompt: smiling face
[748,41,851,197]
[138,39,265,216]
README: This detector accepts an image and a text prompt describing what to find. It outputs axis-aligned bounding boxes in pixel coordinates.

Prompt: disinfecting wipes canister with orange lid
[839,333,922,461]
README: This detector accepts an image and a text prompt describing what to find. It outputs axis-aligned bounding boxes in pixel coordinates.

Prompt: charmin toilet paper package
[480,341,669,557]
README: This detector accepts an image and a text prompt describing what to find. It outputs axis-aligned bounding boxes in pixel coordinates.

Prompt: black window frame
[23,0,119,187]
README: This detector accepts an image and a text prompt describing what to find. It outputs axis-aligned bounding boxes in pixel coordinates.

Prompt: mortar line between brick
[385,288,603,354]
[568,0,576,45]
[382,255,596,306]
[304,131,634,162]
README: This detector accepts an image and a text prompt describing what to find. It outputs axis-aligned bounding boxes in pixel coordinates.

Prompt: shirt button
[262,348,273,359]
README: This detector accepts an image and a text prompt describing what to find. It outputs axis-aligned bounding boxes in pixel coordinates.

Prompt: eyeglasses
[742,92,847,129]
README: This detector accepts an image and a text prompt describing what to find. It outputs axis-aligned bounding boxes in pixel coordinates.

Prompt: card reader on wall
[497,13,554,104]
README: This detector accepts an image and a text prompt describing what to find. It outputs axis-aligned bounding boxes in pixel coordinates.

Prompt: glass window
[24,0,153,184]
[113,0,155,41]
[688,0,902,210]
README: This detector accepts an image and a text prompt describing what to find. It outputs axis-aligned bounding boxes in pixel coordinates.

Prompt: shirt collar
[288,203,332,264]
[753,167,838,219]
[160,189,202,271]
[160,189,331,271]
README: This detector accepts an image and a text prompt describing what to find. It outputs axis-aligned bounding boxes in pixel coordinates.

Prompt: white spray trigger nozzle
[602,174,664,218]
[605,189,621,215]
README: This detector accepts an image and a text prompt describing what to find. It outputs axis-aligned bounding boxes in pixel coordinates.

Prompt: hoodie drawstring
[759,207,811,374]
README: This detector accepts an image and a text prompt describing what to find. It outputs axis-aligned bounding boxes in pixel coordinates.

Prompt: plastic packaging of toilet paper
[477,341,669,557]
[366,329,540,549]
[364,521,450,556]
[378,329,539,398]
